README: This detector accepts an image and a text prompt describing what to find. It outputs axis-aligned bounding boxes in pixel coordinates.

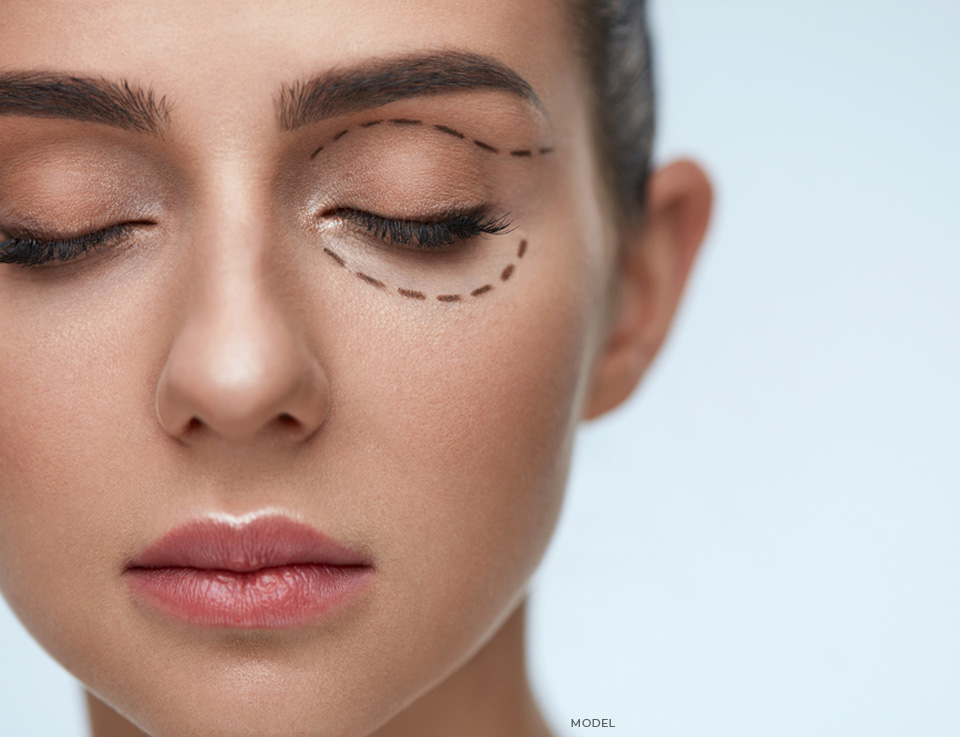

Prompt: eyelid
[325,206,514,250]
[0,221,148,267]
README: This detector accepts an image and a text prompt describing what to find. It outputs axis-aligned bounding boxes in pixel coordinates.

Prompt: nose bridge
[156,176,328,443]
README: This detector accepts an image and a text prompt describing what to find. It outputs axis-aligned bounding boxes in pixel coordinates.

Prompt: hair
[573,0,655,223]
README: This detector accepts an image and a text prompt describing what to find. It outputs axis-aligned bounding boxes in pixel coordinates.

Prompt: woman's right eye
[327,206,514,251]
[0,223,138,268]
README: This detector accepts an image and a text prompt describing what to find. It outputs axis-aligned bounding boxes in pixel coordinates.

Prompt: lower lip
[125,564,372,628]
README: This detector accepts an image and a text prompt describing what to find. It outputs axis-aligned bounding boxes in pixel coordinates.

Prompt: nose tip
[155,306,330,444]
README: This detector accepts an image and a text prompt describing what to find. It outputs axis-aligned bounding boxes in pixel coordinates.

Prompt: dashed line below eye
[355,272,385,289]
[399,288,427,300]
[323,247,346,266]
[319,238,530,304]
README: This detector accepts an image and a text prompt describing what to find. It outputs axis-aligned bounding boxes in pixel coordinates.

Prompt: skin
[0,1,711,736]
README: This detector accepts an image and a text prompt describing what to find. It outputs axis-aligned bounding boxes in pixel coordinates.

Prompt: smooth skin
[0,2,711,736]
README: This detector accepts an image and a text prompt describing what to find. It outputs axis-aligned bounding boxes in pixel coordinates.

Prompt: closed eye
[0,222,148,268]
[326,206,514,250]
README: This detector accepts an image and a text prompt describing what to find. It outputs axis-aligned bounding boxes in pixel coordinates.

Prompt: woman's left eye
[328,206,514,251]
[0,223,137,267]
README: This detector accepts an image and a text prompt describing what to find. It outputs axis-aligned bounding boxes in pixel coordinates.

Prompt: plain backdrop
[2,1,958,735]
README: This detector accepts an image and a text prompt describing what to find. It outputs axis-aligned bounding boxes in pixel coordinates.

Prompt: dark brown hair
[575,0,655,222]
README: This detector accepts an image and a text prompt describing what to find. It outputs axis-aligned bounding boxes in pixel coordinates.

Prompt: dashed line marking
[356,272,385,289]
[319,239,529,304]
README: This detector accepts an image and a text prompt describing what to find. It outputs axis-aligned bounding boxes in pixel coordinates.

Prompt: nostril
[155,334,330,442]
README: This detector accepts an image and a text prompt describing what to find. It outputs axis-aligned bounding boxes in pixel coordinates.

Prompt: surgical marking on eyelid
[399,288,426,300]
[356,272,386,288]
[320,239,529,304]
[434,124,465,139]
[472,139,499,153]
[308,118,554,161]
[323,247,346,266]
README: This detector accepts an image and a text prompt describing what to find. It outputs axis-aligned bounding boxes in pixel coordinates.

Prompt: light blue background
[2,1,958,735]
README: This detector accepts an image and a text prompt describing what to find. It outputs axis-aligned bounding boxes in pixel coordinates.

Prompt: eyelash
[330,206,514,250]
[0,207,513,268]
[0,224,133,267]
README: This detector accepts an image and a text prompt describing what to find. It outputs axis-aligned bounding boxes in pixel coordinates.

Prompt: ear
[583,159,713,420]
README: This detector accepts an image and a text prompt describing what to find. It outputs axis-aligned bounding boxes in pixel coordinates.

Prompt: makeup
[305,116,548,301]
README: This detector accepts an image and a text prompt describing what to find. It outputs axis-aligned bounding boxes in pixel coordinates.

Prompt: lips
[124,514,373,628]
[126,514,371,571]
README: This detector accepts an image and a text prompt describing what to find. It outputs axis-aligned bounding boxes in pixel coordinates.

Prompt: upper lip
[125,514,371,572]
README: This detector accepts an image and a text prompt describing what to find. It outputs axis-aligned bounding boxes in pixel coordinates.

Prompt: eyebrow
[277,51,542,131]
[0,72,170,136]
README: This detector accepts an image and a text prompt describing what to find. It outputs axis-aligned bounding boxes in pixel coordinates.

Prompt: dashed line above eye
[307,117,555,161]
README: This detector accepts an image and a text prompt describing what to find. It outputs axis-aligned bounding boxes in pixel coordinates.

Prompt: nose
[155,258,329,444]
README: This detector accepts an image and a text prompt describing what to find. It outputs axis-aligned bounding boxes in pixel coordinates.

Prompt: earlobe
[583,159,713,420]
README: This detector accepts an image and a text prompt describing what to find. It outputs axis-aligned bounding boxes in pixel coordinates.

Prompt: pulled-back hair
[574,0,655,222]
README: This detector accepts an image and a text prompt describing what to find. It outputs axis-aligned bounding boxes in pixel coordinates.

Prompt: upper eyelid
[1,220,151,243]
[0,223,134,267]
[307,117,554,161]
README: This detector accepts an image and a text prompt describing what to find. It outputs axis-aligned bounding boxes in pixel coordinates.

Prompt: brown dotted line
[311,118,555,160]
[321,239,528,303]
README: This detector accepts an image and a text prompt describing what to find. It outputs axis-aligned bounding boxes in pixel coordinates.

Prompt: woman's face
[0,1,620,736]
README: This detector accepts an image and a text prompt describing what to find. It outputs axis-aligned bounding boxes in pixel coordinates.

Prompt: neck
[86,598,554,737]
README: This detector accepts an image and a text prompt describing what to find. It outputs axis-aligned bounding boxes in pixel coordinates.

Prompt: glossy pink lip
[124,515,373,628]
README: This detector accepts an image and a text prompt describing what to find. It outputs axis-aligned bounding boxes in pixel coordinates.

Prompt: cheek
[0,213,607,735]
[315,224,599,670]
[0,267,165,661]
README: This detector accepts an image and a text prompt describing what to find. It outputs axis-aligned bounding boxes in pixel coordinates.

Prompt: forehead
[0,0,579,130]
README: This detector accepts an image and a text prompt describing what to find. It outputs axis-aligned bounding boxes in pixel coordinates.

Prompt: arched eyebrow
[0,52,540,137]
[0,72,170,136]
[277,51,544,131]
